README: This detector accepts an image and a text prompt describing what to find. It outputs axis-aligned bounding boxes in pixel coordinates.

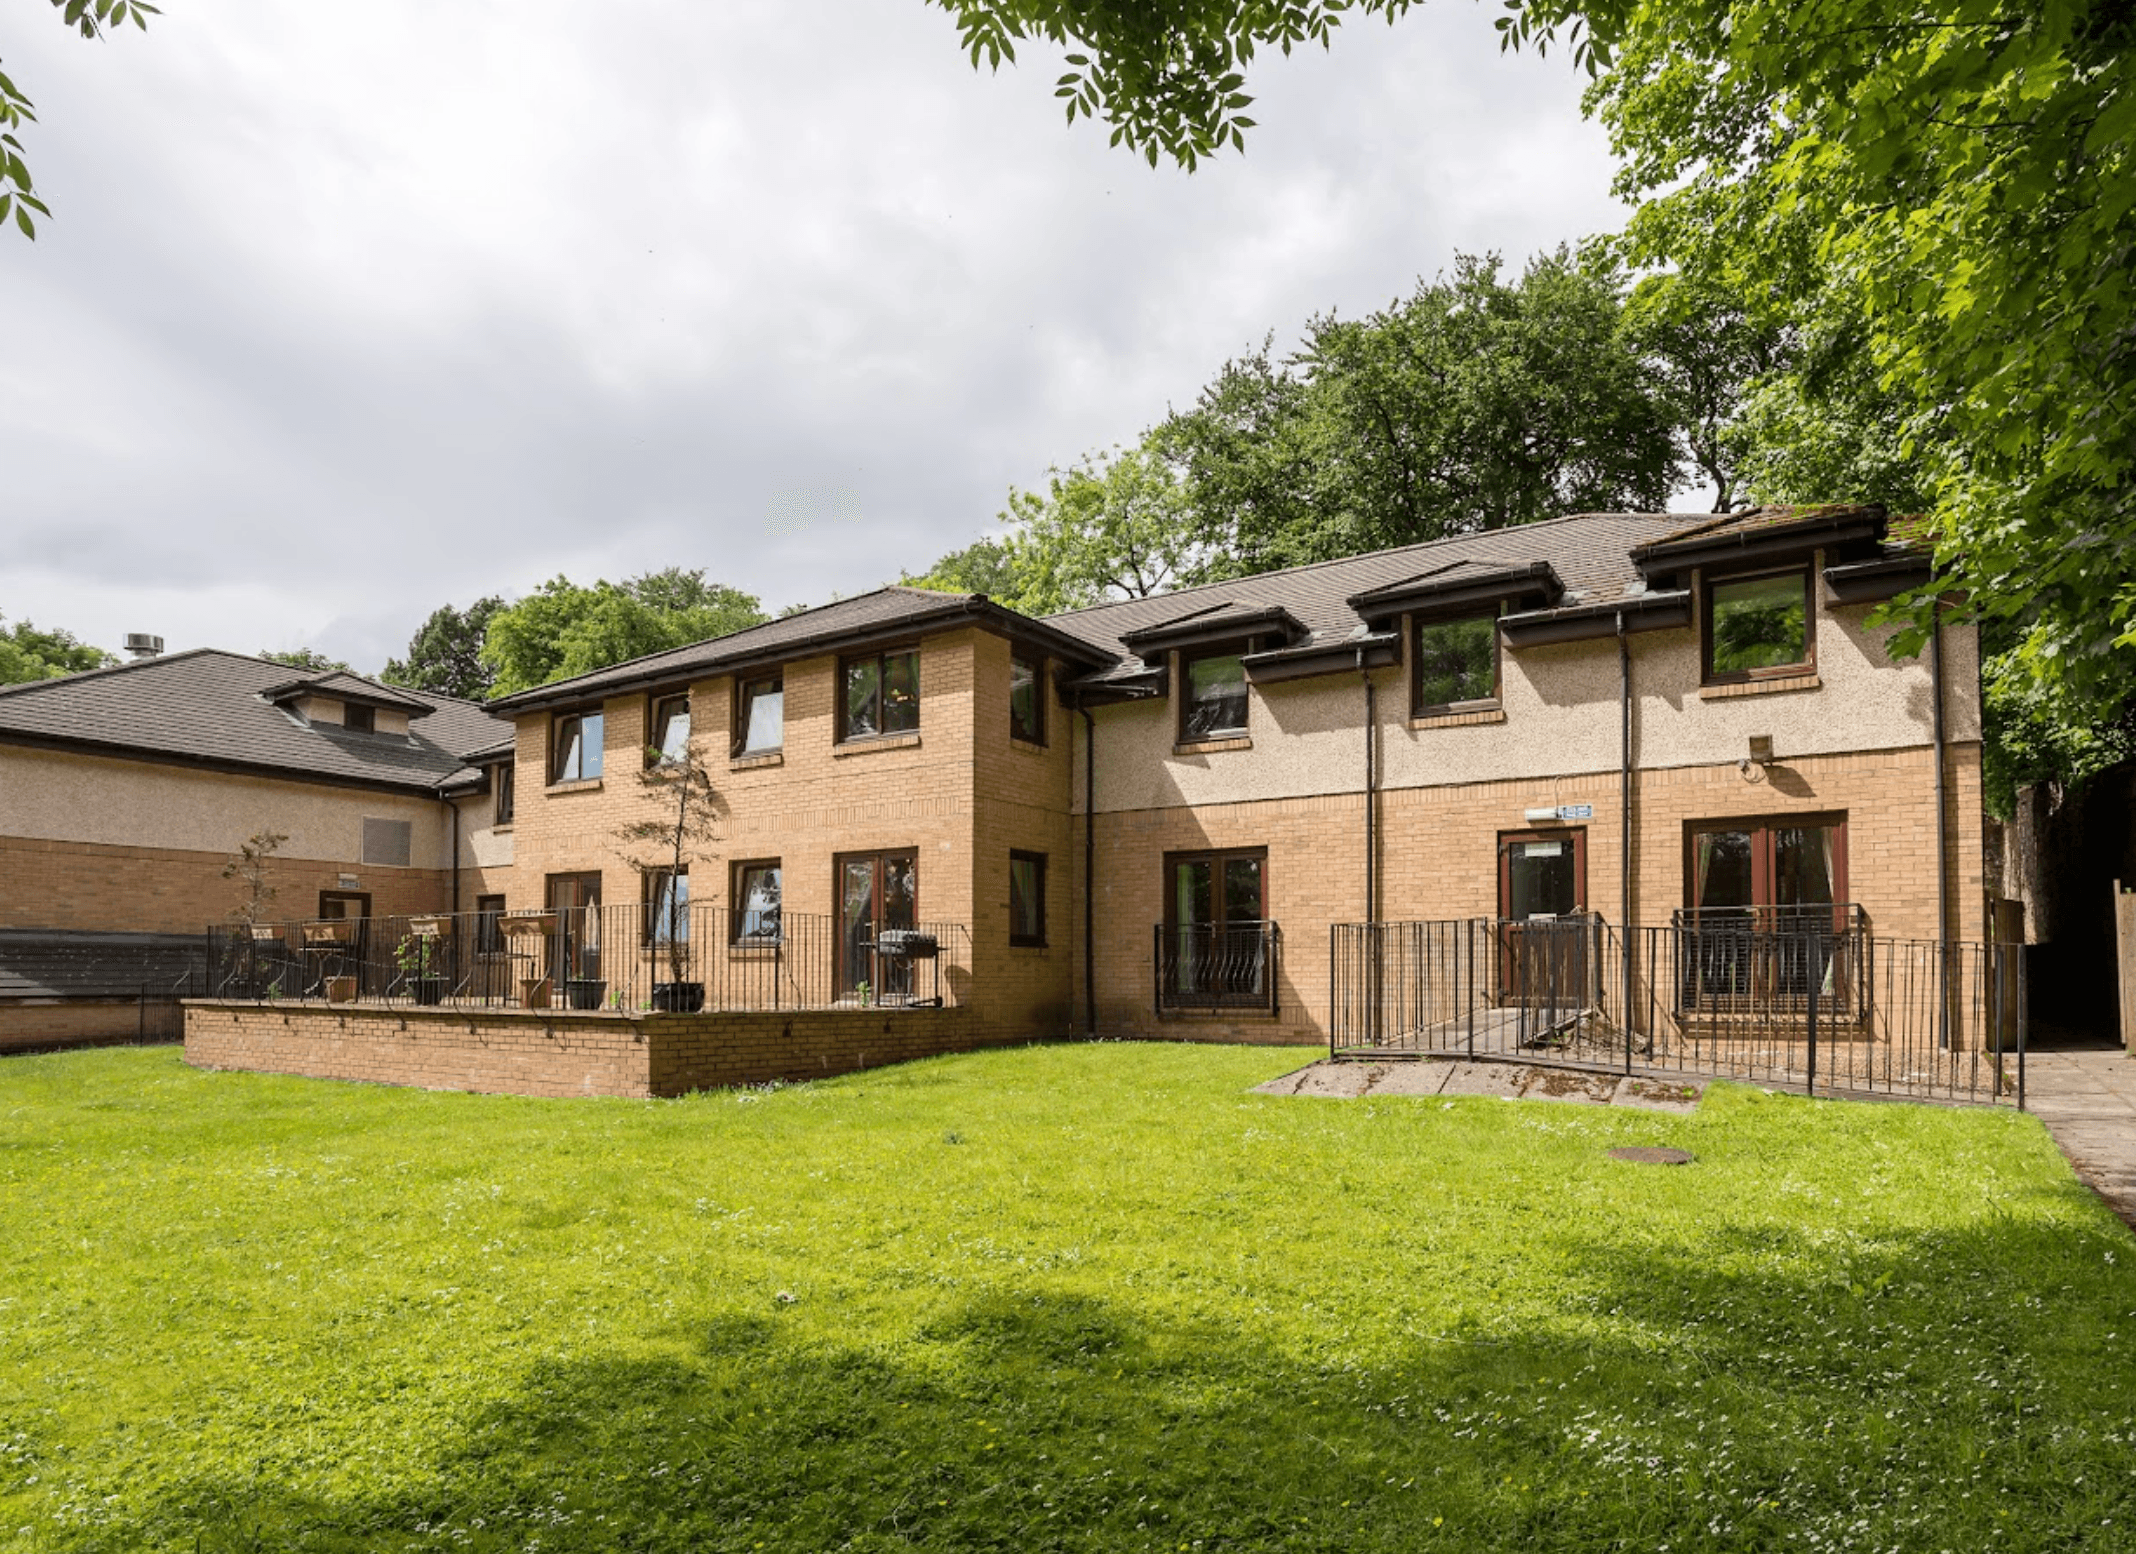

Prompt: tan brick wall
[183,1000,1035,1098]
[0,834,452,934]
[0,1000,158,1052]
[1078,742,1986,1043]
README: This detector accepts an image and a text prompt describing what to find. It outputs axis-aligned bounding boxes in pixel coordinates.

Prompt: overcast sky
[1,0,1641,673]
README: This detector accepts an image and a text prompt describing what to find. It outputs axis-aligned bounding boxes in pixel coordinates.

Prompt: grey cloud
[0,0,1633,672]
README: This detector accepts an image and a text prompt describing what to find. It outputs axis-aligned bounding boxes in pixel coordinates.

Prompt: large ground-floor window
[837,850,917,1000]
[1685,814,1849,926]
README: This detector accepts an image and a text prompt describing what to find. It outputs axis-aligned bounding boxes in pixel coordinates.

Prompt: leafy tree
[0,612,117,684]
[483,569,768,697]
[382,597,504,702]
[1620,269,1789,512]
[221,829,290,926]
[1009,444,1207,613]
[612,737,725,991]
[1163,247,1681,569]
[902,536,1025,599]
[258,648,352,674]
[928,0,2136,727]
[4,1,157,241]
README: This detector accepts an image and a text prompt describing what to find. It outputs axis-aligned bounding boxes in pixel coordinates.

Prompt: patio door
[1163,849,1268,1006]
[1497,831,1587,1005]
[838,850,917,1000]
[546,872,603,984]
[317,890,371,993]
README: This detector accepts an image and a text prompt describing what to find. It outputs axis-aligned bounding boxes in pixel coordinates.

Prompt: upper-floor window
[1704,568,1813,683]
[1010,652,1046,744]
[649,692,691,765]
[736,672,783,754]
[840,648,919,741]
[342,703,376,734]
[493,761,515,825]
[1179,650,1248,741]
[1413,613,1499,715]
[1009,850,1047,946]
[551,710,603,783]
[733,859,782,943]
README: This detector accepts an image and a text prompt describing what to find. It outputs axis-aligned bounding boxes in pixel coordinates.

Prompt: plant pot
[248,925,280,943]
[411,977,446,1007]
[651,981,706,1013]
[304,922,356,946]
[518,977,551,1011]
[324,976,358,1004]
[407,915,454,939]
[565,978,608,1011]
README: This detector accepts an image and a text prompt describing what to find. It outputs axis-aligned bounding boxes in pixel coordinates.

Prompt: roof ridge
[0,644,225,700]
[1042,510,1690,626]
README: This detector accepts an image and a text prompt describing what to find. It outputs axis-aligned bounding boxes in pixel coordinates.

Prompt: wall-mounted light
[1738,734,1775,781]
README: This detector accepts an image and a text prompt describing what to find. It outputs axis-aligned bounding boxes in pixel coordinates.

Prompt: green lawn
[1,1044,2131,1553]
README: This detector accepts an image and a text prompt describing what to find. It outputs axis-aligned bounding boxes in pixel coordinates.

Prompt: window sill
[1700,673,1821,701]
[544,778,604,796]
[1410,704,1506,730]
[490,822,515,835]
[730,750,784,771]
[833,732,921,756]
[1009,736,1050,755]
[727,941,783,956]
[1174,735,1252,756]
[1009,939,1050,952]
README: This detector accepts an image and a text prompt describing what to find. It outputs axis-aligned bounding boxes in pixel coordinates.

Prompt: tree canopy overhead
[0,611,117,684]
[3,1,157,239]
[482,569,768,698]
[932,0,2136,758]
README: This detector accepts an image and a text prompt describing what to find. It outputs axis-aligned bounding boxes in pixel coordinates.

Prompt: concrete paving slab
[1254,1058,1709,1112]
[2014,1049,2136,1232]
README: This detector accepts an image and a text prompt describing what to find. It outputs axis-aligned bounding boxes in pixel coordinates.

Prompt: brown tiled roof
[484,585,1110,712]
[0,650,512,793]
[261,670,436,716]
[1045,512,1692,682]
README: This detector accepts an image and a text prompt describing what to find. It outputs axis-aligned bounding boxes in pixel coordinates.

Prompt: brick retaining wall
[183,1000,1031,1098]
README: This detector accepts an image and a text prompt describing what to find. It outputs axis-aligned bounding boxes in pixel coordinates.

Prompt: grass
[0,1043,2131,1553]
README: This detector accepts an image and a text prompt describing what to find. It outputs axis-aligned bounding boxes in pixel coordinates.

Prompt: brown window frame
[1682,813,1851,915]
[1010,651,1047,745]
[341,702,376,734]
[1700,565,1816,686]
[1176,645,1252,743]
[492,761,515,826]
[1008,850,1047,947]
[1411,608,1503,718]
[730,858,783,944]
[550,709,604,783]
[474,893,506,954]
[838,647,921,743]
[1162,847,1269,931]
[642,865,689,946]
[1496,828,1589,919]
[647,692,691,767]
[733,671,784,756]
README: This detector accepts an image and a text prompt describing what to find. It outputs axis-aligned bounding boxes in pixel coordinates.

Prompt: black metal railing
[203,906,971,1015]
[1330,914,2025,1107]
[1155,920,1280,1014]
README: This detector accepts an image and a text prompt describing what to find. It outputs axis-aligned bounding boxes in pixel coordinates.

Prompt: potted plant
[614,730,722,1015]
[395,931,447,1006]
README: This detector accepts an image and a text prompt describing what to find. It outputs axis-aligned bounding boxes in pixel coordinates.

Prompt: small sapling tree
[222,829,290,926]
[613,735,723,997]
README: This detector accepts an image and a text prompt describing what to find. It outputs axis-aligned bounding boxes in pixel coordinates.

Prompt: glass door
[837,851,917,1001]
[1164,850,1267,1005]
[545,872,603,984]
[1497,831,1587,1006]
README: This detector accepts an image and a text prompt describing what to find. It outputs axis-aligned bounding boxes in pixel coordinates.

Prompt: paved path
[2020,1047,2136,1230]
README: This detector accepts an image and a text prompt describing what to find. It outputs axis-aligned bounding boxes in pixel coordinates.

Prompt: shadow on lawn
[71,1213,2136,1554]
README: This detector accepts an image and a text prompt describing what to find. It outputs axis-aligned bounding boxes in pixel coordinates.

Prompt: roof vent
[123,633,164,660]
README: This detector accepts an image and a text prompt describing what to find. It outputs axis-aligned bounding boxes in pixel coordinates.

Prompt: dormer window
[1703,568,1813,683]
[342,703,375,734]
[1180,650,1249,741]
[1413,613,1500,716]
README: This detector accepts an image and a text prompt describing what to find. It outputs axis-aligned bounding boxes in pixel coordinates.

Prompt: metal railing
[1330,914,2025,1106]
[203,905,971,1015]
[1155,920,1280,1014]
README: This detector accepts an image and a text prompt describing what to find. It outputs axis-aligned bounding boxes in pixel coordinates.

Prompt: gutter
[1499,590,1691,648]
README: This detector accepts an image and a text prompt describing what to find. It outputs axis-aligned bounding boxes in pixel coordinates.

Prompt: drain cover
[1609,1146,1695,1165]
